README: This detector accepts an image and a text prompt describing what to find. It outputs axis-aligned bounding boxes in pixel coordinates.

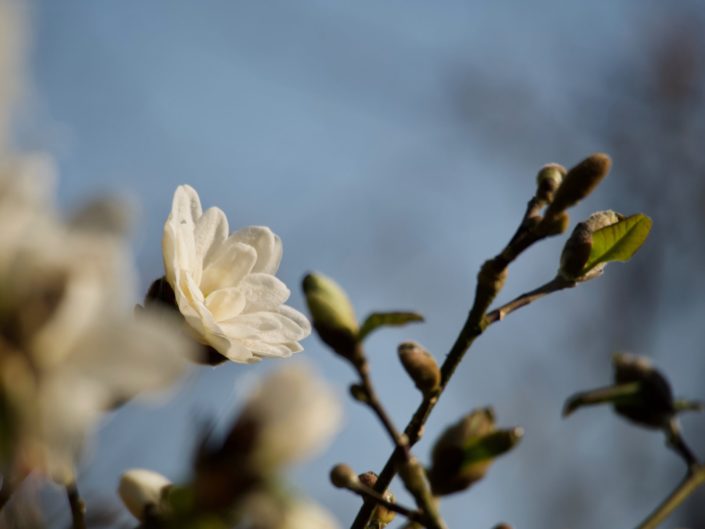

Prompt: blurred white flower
[0,166,195,484]
[238,363,342,470]
[243,493,341,529]
[162,185,310,364]
[118,468,171,521]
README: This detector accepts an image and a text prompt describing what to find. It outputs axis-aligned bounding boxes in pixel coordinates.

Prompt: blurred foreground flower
[162,185,310,364]
[241,493,341,529]
[0,166,195,484]
[194,363,342,511]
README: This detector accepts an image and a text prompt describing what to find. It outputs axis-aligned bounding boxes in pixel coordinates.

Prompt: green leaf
[461,428,523,467]
[582,213,652,273]
[358,311,424,342]
[562,382,642,417]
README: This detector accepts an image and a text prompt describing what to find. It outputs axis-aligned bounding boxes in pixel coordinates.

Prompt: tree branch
[634,464,705,529]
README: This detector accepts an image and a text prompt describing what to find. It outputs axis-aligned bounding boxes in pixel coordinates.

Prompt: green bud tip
[535,163,566,203]
[302,272,360,359]
[330,464,359,489]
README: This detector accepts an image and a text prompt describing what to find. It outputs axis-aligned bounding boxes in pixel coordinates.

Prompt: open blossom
[162,185,310,363]
[0,166,195,484]
[237,363,343,470]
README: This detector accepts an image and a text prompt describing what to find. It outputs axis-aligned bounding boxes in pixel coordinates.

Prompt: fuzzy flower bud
[559,210,621,281]
[118,469,171,521]
[535,163,566,204]
[398,341,441,397]
[330,464,359,489]
[358,471,397,528]
[612,353,676,428]
[303,272,360,361]
[545,153,611,217]
[428,408,522,496]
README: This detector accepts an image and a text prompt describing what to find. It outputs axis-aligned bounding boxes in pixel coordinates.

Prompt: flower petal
[205,287,246,322]
[194,206,228,265]
[230,226,282,274]
[220,311,309,343]
[170,185,202,226]
[237,273,290,313]
[200,241,257,295]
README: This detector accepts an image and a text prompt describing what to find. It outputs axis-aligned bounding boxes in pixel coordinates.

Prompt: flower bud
[534,211,570,237]
[535,163,566,204]
[559,210,621,282]
[428,408,522,496]
[302,272,360,361]
[330,463,359,489]
[398,342,441,397]
[612,353,675,428]
[358,471,397,527]
[545,153,611,217]
[118,469,171,521]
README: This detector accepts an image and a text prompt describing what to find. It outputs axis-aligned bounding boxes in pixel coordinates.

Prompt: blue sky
[21,1,705,528]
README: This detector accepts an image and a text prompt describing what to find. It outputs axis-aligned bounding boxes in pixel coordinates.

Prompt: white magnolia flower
[238,363,342,470]
[162,185,310,363]
[243,493,341,529]
[0,168,195,484]
[118,468,172,521]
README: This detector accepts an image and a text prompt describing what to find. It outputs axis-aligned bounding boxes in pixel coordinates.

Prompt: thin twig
[357,362,410,458]
[352,482,430,527]
[355,358,447,529]
[66,482,87,529]
[351,196,562,529]
[485,276,574,324]
[634,464,705,529]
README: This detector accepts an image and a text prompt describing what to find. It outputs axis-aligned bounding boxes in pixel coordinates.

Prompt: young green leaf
[461,428,524,466]
[581,213,652,274]
[358,311,424,342]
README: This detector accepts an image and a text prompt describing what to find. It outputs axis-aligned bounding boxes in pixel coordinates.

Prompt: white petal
[170,185,202,226]
[201,241,257,295]
[238,273,290,313]
[243,340,300,359]
[231,226,282,274]
[275,305,312,338]
[194,206,228,265]
[206,287,246,322]
[220,311,309,343]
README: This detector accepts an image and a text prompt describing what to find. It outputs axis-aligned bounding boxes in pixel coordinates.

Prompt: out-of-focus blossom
[118,468,172,521]
[0,165,195,484]
[236,363,342,470]
[162,185,310,364]
[242,493,341,529]
[193,364,342,513]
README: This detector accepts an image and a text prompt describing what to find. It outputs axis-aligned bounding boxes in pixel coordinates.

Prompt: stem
[634,464,705,529]
[352,483,429,526]
[350,196,564,529]
[485,277,574,324]
[357,361,410,458]
[355,358,447,529]
[66,482,87,529]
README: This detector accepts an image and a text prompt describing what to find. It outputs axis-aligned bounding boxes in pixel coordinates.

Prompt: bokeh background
[10,1,705,527]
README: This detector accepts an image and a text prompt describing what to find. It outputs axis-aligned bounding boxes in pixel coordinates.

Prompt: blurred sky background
[9,1,705,528]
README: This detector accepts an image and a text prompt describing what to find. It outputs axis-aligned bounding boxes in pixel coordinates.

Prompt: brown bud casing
[398,342,441,397]
[330,464,359,489]
[545,153,611,218]
[358,471,397,527]
[535,163,566,204]
[612,353,675,428]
